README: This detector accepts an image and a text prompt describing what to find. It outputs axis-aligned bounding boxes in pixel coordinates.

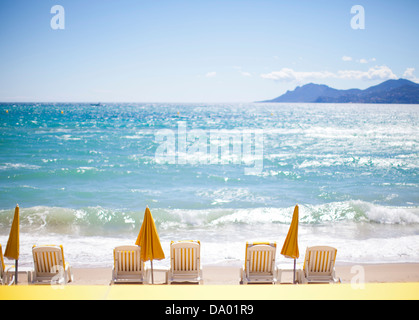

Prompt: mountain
[260,79,419,104]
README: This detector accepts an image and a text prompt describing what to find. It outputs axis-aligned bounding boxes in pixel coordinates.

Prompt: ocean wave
[0,206,139,236]
[0,163,41,171]
[171,201,419,227]
[351,200,419,225]
[1,202,417,238]
[295,156,419,170]
[55,134,82,141]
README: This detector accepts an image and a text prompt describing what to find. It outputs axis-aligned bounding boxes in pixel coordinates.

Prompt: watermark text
[155,122,264,175]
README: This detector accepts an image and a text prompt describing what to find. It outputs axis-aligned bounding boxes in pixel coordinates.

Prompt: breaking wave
[1,201,418,237]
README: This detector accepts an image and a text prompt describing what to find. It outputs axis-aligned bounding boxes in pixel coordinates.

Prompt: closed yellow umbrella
[135,206,165,283]
[281,204,299,284]
[5,205,20,284]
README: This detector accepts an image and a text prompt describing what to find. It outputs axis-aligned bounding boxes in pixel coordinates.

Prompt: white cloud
[337,65,397,81]
[233,66,252,77]
[403,68,415,78]
[260,68,334,82]
[205,71,217,78]
[403,68,419,83]
[343,56,377,64]
[358,58,376,64]
[261,66,397,82]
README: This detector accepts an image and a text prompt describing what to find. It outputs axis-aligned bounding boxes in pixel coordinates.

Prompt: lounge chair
[168,240,203,284]
[0,244,14,285]
[240,242,277,284]
[297,246,341,284]
[112,245,149,284]
[32,245,73,284]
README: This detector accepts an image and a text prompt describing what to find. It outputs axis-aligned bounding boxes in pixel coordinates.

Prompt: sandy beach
[2,263,417,300]
[9,263,419,286]
[72,263,419,285]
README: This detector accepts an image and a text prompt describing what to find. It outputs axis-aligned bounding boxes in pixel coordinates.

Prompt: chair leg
[145,269,151,284]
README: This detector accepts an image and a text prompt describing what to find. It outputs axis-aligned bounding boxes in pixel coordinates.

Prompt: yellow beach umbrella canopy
[5,205,20,261]
[135,207,165,262]
[281,204,299,260]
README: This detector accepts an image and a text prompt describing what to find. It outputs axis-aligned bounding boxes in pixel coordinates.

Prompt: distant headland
[259,79,419,104]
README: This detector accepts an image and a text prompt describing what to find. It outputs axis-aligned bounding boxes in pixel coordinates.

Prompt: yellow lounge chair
[240,242,277,284]
[32,245,73,284]
[112,245,149,284]
[298,246,341,284]
[168,240,203,284]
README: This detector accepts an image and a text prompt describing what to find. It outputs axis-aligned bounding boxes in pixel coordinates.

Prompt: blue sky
[0,0,418,102]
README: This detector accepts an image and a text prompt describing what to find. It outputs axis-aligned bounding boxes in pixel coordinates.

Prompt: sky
[0,0,418,103]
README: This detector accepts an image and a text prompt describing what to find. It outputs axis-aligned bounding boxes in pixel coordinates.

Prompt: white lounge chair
[0,244,14,285]
[168,240,203,284]
[298,246,341,284]
[112,245,149,284]
[240,242,277,284]
[32,245,73,284]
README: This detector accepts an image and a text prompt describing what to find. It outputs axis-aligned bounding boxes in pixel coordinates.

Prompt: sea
[0,102,418,268]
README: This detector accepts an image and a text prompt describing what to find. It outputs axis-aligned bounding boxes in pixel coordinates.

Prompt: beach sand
[11,263,419,286]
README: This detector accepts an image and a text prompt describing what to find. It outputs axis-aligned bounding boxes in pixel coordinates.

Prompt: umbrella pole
[15,259,18,285]
[293,259,296,284]
[150,260,154,284]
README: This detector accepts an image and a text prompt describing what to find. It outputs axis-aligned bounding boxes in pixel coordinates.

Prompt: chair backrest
[245,242,277,274]
[0,244,5,278]
[170,241,200,273]
[32,245,65,275]
[304,246,337,276]
[114,245,144,274]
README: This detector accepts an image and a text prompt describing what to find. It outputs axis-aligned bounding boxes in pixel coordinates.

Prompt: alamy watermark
[155,122,264,175]
[51,5,65,30]
[50,265,66,289]
[350,265,366,290]
[351,5,365,30]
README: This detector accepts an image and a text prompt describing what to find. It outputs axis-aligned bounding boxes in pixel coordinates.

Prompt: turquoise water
[0,103,418,267]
